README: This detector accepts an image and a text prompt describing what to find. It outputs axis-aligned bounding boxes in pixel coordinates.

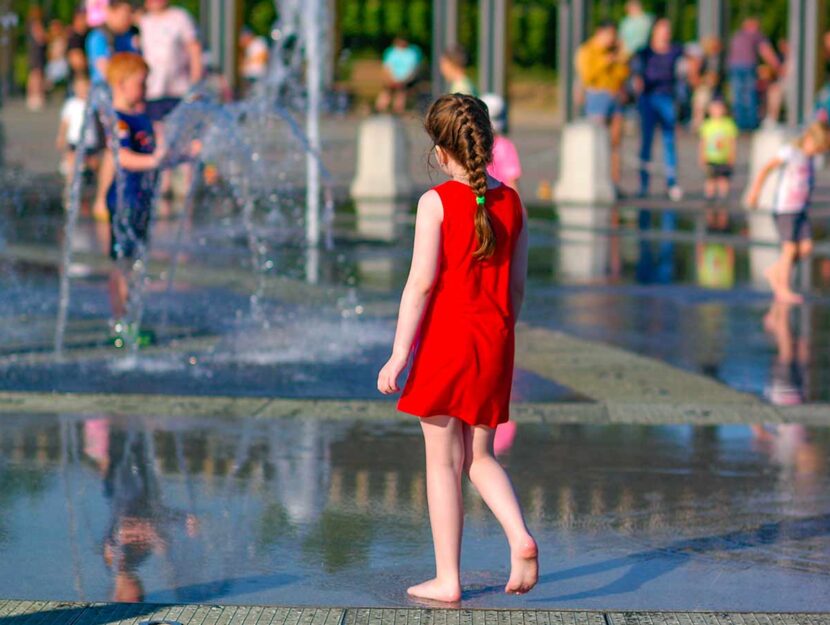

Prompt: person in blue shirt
[86,0,140,84]
[376,36,422,114]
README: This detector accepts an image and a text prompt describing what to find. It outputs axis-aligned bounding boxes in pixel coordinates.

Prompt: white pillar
[554,121,615,204]
[350,115,413,200]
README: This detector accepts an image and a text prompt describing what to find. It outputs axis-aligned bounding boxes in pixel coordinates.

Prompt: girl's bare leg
[609,114,623,186]
[769,242,803,303]
[463,425,538,594]
[408,415,464,603]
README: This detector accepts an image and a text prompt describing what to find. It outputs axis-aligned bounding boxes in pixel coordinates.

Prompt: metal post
[207,0,242,96]
[478,0,510,99]
[697,0,728,42]
[787,0,824,126]
[431,0,459,98]
[558,0,587,123]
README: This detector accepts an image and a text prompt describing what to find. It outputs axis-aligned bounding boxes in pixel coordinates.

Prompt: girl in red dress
[377,94,538,602]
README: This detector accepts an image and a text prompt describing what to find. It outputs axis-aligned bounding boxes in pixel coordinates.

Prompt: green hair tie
[476,196,486,206]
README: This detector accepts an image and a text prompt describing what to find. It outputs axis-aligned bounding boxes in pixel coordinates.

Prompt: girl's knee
[799,240,813,256]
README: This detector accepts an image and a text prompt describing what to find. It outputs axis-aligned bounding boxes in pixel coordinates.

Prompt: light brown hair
[795,120,830,152]
[425,94,496,260]
[106,52,148,86]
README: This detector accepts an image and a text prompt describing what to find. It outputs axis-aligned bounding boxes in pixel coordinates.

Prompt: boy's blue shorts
[108,199,151,261]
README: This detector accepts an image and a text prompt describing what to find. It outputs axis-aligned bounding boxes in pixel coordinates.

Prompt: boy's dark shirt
[107,110,158,211]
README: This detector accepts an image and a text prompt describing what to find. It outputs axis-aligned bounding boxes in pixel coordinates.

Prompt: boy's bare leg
[109,266,129,319]
[609,114,623,186]
[768,242,803,303]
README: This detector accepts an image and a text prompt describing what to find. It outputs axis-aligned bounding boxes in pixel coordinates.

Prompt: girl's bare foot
[776,289,804,304]
[407,578,462,603]
[505,535,538,594]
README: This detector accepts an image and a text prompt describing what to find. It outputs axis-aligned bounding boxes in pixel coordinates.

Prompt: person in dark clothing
[66,8,90,83]
[727,17,781,130]
[632,18,694,200]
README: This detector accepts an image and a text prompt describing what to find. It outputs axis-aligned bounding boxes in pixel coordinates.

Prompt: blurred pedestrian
[691,36,725,129]
[140,0,202,198]
[45,19,70,89]
[632,18,691,200]
[747,122,830,303]
[26,6,48,111]
[576,20,629,189]
[618,0,653,56]
[376,36,422,114]
[440,45,475,95]
[763,39,790,126]
[67,8,90,84]
[86,0,139,85]
[56,73,101,181]
[698,99,737,230]
[481,93,522,190]
[239,27,269,87]
[727,17,781,130]
[86,0,110,28]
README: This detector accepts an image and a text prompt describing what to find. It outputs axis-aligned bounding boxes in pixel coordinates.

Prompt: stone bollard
[742,125,796,287]
[554,121,615,204]
[351,115,413,200]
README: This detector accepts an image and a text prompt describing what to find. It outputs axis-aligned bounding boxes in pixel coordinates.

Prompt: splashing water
[54,0,338,357]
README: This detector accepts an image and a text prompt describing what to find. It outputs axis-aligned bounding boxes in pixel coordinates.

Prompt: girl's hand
[377,354,407,395]
[747,190,759,209]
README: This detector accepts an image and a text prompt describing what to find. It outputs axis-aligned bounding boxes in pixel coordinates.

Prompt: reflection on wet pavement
[2,204,830,403]
[0,414,827,610]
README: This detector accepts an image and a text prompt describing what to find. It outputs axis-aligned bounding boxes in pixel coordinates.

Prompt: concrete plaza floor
[1,98,830,619]
[0,602,828,625]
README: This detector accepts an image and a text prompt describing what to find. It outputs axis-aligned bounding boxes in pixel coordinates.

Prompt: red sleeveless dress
[397,180,524,428]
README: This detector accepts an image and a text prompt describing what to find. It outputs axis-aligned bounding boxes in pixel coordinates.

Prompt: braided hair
[425,93,496,260]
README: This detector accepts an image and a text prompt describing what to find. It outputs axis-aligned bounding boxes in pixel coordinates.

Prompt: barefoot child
[104,53,165,340]
[699,98,737,230]
[747,121,830,303]
[377,94,538,602]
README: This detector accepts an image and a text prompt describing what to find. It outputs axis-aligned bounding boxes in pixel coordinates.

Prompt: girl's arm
[747,157,782,208]
[377,190,443,395]
[510,203,529,321]
[56,118,69,150]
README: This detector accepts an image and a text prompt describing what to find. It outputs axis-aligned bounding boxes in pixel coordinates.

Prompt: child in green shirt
[699,99,738,230]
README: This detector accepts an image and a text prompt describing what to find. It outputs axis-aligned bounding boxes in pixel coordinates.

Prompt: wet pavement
[0,412,827,610]
[2,200,830,406]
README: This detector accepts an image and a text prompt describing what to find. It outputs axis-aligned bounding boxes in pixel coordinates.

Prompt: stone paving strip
[0,325,827,424]
[0,602,827,625]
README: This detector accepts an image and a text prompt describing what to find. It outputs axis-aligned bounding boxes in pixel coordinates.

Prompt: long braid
[458,97,495,259]
[424,94,496,260]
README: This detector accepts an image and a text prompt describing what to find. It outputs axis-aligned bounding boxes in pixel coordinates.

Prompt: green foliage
[247,1,277,36]
[12,0,798,73]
